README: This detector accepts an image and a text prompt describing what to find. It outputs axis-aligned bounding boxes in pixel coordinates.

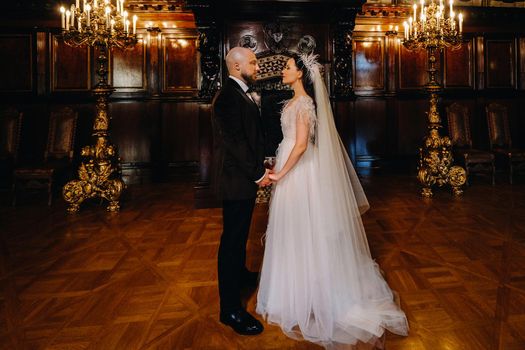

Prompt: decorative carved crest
[263,22,291,54]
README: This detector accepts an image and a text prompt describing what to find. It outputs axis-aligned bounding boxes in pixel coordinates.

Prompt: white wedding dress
[256,77,408,348]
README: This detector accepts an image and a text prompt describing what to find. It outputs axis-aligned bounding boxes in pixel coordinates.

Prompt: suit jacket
[211,78,266,200]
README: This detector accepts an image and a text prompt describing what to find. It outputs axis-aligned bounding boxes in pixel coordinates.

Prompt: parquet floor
[1,174,524,350]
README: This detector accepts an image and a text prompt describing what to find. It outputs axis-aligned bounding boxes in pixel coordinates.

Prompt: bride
[256,53,409,349]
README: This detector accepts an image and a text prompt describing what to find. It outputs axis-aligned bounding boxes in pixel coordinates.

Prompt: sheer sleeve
[296,96,317,143]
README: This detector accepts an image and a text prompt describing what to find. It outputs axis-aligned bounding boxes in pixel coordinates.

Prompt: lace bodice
[280,95,316,143]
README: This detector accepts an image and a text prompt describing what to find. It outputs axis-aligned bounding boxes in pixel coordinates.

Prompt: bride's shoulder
[297,95,315,112]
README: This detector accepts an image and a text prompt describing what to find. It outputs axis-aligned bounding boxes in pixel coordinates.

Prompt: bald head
[225,47,259,84]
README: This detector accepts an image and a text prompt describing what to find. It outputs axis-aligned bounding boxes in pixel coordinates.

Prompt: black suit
[212,78,266,312]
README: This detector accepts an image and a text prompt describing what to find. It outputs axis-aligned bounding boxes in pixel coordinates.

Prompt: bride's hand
[269,173,281,182]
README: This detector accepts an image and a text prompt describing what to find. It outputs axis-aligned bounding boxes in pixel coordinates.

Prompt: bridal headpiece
[298,52,321,82]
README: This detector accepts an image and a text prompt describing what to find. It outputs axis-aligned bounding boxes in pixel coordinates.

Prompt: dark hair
[290,53,316,106]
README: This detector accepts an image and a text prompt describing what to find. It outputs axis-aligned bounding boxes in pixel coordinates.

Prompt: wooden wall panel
[1,8,525,187]
[110,101,151,164]
[476,36,485,89]
[333,101,355,161]
[353,38,385,91]
[0,34,32,91]
[161,102,199,163]
[354,98,387,164]
[51,35,90,91]
[485,39,515,89]
[518,38,525,90]
[444,39,473,89]
[198,103,213,184]
[396,99,428,155]
[161,35,199,94]
[111,37,147,91]
[398,46,428,89]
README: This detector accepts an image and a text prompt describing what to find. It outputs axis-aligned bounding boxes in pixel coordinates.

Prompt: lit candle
[403,21,408,40]
[450,11,455,29]
[121,0,125,15]
[133,15,137,35]
[420,0,424,9]
[436,11,440,30]
[65,10,70,30]
[395,25,399,32]
[94,0,98,8]
[70,5,75,28]
[83,0,86,12]
[105,7,111,28]
[125,19,130,33]
[76,0,79,9]
[116,0,120,13]
[110,19,115,34]
[123,11,128,30]
[105,0,109,4]
[78,16,82,32]
[60,7,65,29]
[440,0,443,8]
[458,13,463,33]
[408,17,413,37]
[413,4,417,22]
[85,4,91,27]
[449,0,453,14]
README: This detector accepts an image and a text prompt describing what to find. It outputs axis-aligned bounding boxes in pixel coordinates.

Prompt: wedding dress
[256,56,408,349]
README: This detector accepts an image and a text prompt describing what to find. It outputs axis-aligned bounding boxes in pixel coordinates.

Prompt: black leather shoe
[220,308,264,335]
[242,271,260,288]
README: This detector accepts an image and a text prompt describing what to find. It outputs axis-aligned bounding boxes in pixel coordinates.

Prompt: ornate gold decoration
[256,157,276,204]
[403,0,466,197]
[59,0,138,212]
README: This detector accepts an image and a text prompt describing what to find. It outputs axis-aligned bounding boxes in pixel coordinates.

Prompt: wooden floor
[1,174,525,350]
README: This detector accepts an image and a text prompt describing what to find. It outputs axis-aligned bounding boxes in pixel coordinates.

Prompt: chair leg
[465,164,470,186]
[509,162,513,185]
[48,179,53,206]
[491,161,496,186]
[12,180,17,206]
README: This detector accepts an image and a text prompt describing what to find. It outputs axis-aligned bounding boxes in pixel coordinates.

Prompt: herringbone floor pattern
[1,174,524,349]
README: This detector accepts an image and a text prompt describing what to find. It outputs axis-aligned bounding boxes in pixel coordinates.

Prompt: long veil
[300,57,408,348]
[310,61,370,216]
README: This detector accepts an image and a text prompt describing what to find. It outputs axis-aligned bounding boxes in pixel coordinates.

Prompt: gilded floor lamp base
[417,128,467,198]
[63,148,125,213]
[63,82,125,213]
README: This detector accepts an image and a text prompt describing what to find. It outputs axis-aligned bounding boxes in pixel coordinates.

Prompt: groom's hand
[258,169,272,187]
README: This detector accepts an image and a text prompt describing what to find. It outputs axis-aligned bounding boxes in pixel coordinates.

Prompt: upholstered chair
[0,107,23,188]
[486,103,525,184]
[446,102,495,185]
[13,106,78,205]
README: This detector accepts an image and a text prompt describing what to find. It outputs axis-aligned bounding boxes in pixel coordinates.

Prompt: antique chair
[12,106,78,205]
[446,102,495,185]
[0,107,23,188]
[486,103,525,184]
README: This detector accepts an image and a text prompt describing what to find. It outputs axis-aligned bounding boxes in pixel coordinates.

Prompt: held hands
[268,172,281,183]
[258,169,273,187]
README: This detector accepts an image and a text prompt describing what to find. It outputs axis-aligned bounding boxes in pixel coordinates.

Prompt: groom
[212,47,270,335]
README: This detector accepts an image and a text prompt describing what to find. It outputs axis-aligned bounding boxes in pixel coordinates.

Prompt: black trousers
[218,198,256,312]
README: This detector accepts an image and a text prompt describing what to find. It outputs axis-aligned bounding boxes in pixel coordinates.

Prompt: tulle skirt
[256,139,408,349]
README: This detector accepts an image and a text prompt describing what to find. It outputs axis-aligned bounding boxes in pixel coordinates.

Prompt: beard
[241,71,256,85]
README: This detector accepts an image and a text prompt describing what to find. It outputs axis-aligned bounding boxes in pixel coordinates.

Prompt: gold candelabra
[402,0,466,197]
[59,0,138,212]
